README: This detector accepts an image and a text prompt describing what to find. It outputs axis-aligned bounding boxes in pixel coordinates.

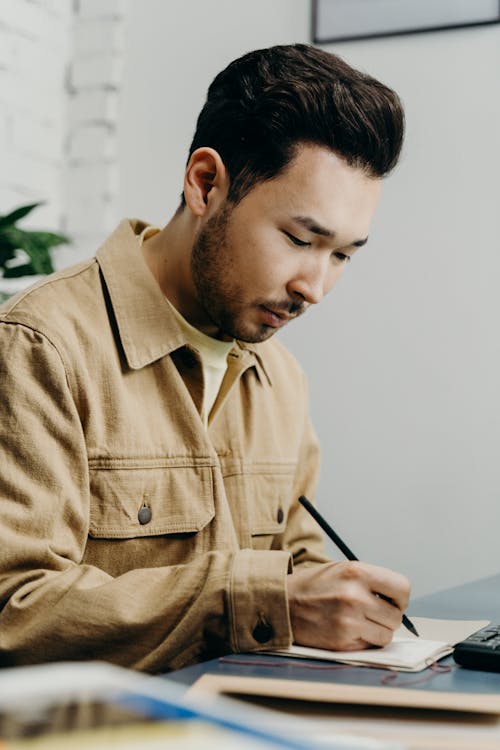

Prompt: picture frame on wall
[312,0,500,44]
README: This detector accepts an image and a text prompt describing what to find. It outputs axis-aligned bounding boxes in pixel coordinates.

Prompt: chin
[237,326,277,344]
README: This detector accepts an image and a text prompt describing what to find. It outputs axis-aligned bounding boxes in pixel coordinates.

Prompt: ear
[183,148,229,217]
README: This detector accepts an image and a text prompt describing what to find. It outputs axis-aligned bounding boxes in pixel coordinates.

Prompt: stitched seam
[0,320,76,399]
[88,457,216,469]
[0,259,96,314]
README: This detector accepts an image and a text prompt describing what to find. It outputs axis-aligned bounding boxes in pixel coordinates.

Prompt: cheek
[235,262,282,294]
[229,233,282,286]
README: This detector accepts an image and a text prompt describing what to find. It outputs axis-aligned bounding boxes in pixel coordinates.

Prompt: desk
[168,573,500,749]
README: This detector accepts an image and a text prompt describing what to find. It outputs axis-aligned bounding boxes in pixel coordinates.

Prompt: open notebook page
[267,617,489,672]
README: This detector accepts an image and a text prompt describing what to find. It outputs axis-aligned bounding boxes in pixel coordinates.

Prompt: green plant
[0,202,70,278]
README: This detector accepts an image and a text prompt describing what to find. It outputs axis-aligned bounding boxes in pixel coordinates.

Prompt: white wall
[0,0,127,268]
[281,26,500,596]
[63,0,127,266]
[116,0,311,221]
[116,0,500,598]
[0,0,72,229]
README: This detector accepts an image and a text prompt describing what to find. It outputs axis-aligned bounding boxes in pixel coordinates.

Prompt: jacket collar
[96,220,272,384]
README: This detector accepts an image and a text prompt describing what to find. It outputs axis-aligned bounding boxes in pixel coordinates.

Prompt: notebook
[267,617,489,672]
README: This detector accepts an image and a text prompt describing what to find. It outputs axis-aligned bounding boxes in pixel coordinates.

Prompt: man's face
[191,144,381,343]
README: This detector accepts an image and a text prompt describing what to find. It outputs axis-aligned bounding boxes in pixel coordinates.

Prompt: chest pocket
[84,460,215,575]
[88,461,214,538]
[245,463,296,549]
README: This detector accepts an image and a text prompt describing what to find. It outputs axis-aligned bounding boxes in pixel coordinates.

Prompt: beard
[191,202,305,343]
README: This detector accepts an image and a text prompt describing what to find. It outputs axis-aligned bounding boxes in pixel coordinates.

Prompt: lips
[266,307,290,320]
[259,305,293,328]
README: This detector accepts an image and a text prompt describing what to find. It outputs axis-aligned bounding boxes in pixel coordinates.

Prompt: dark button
[252,618,274,644]
[138,506,152,525]
[276,507,284,524]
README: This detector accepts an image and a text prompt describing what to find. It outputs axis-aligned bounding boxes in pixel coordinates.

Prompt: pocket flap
[89,462,214,539]
[246,464,296,535]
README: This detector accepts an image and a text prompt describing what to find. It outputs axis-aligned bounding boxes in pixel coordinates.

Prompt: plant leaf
[2,263,36,278]
[27,231,70,248]
[0,226,30,249]
[0,239,17,265]
[19,236,55,275]
[0,202,70,276]
[0,203,42,229]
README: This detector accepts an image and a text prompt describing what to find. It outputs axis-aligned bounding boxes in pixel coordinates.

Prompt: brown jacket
[0,219,328,672]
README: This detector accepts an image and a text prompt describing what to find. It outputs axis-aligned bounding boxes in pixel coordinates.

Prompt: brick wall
[0,0,72,234]
[0,0,125,271]
[63,0,125,265]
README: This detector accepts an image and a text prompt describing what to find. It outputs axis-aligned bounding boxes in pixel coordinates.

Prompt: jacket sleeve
[0,322,292,672]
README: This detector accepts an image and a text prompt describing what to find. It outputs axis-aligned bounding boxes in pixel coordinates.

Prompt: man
[0,44,410,672]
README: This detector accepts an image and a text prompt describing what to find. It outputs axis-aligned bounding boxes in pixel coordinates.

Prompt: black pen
[298,495,419,638]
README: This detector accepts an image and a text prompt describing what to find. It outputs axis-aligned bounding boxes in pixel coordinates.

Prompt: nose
[287,256,341,306]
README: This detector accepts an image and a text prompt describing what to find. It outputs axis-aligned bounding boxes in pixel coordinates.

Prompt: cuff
[228,549,293,653]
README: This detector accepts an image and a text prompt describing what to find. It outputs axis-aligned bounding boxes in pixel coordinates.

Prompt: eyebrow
[292,215,368,248]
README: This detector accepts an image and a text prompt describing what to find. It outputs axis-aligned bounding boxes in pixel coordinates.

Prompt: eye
[283,231,311,247]
[332,252,351,264]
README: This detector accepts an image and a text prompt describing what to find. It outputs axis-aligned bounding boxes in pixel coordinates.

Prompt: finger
[330,561,410,616]
[338,621,395,650]
[359,619,395,648]
[365,593,406,631]
[358,563,411,611]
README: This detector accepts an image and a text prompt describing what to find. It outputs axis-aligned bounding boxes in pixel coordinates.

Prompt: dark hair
[184,43,404,204]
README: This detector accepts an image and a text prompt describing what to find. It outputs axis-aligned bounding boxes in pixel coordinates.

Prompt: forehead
[239,144,381,242]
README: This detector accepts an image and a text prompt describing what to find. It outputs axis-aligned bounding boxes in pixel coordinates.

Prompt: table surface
[168,572,500,696]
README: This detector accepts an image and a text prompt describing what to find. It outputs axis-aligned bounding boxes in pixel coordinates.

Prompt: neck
[141,210,222,338]
[141,209,196,313]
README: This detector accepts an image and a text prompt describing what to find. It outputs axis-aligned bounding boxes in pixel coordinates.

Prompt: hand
[287,561,411,651]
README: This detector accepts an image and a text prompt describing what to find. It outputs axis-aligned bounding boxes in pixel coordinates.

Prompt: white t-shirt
[166,298,234,427]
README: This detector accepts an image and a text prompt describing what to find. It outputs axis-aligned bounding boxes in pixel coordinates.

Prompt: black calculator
[453,624,500,671]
